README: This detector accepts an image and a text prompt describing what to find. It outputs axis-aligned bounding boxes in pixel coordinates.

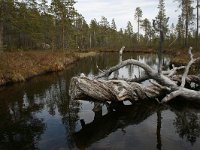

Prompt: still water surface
[0,52,200,150]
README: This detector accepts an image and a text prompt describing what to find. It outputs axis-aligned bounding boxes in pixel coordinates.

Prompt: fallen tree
[69,19,200,104]
[69,47,200,104]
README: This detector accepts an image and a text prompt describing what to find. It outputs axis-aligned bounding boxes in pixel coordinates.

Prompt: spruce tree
[155,0,169,34]
[175,0,194,47]
[134,7,143,42]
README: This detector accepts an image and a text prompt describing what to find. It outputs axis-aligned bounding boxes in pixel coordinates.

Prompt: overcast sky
[74,0,181,32]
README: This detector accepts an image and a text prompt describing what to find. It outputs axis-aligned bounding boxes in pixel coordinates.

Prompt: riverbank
[94,47,200,65]
[167,49,200,65]
[85,47,156,53]
[1,48,199,87]
[86,47,200,65]
[0,51,97,86]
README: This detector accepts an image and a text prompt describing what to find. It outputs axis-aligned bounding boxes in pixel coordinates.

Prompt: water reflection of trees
[0,71,80,149]
[174,112,200,144]
[73,101,161,149]
[0,73,63,149]
[0,53,200,149]
[171,100,200,145]
[0,96,45,149]
[38,73,81,148]
[73,99,200,149]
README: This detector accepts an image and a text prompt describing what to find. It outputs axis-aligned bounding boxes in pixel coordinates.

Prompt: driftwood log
[69,47,200,104]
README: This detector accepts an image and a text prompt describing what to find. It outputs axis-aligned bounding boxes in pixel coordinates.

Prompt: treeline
[0,0,199,51]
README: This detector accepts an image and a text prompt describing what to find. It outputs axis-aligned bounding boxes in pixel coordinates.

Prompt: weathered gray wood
[181,47,199,87]
[69,77,169,102]
[69,48,200,103]
[161,88,200,103]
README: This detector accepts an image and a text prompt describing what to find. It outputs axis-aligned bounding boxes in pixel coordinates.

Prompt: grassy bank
[167,49,200,65]
[0,48,199,87]
[85,47,157,53]
[0,51,97,86]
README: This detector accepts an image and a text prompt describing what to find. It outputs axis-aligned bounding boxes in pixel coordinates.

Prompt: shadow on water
[73,99,200,150]
[0,52,200,149]
[73,100,162,149]
[169,99,200,145]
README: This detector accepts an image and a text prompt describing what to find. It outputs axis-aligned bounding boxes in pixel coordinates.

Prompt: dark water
[0,52,200,150]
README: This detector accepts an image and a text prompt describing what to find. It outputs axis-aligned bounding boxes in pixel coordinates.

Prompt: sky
[74,0,181,32]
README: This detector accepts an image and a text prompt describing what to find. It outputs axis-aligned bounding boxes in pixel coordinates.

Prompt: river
[0,52,200,150]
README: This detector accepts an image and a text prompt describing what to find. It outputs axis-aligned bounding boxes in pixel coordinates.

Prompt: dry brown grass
[0,51,97,86]
[169,50,200,65]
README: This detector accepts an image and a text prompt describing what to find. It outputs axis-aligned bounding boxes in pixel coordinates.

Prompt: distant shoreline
[0,48,199,87]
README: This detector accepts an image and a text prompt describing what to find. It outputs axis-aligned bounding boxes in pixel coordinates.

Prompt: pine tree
[196,0,199,48]
[141,18,152,45]
[125,21,134,48]
[155,0,169,34]
[111,19,117,31]
[51,0,76,50]
[0,0,16,50]
[90,19,98,48]
[134,7,143,42]
[154,0,169,74]
[99,16,110,47]
[175,0,194,47]
[126,21,133,37]
[0,0,4,51]
[176,15,185,46]
[110,18,117,48]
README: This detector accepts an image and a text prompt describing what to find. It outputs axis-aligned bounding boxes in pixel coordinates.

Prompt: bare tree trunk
[185,4,189,47]
[153,20,164,74]
[138,17,140,42]
[158,30,164,74]
[89,33,92,48]
[0,21,3,52]
[185,20,189,47]
[197,0,199,48]
[62,14,65,51]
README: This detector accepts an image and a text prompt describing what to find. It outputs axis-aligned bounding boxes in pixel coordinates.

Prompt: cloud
[75,0,180,31]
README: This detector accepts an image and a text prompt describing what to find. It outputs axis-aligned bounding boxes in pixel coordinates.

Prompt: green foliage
[0,0,199,51]
[141,18,154,47]
[175,0,195,47]
[134,7,143,42]
[155,0,169,35]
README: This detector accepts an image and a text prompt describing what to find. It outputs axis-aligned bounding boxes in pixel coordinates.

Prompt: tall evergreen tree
[196,0,199,48]
[99,16,110,47]
[176,0,194,47]
[155,0,169,34]
[125,21,134,48]
[0,0,4,51]
[154,0,169,74]
[50,0,76,50]
[110,18,117,48]
[134,7,143,42]
[0,0,15,51]
[111,18,117,31]
[176,15,185,46]
[141,18,152,45]
[126,21,133,37]
[89,19,98,48]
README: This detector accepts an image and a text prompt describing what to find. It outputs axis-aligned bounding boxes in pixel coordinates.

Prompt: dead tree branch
[160,47,200,103]
[181,47,199,87]
[69,47,200,104]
